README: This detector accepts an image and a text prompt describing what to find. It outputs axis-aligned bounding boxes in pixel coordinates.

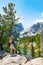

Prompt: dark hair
[10,34,13,37]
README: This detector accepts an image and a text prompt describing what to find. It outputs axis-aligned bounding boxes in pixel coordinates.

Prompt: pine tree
[0,3,19,50]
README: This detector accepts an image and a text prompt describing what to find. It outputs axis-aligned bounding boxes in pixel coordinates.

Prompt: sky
[0,0,43,29]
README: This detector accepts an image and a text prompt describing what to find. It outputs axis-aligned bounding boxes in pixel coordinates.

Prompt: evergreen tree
[0,3,19,50]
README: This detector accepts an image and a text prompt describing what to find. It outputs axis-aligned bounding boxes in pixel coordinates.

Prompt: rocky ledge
[0,54,43,65]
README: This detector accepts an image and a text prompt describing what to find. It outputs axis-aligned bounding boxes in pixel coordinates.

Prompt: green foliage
[0,3,19,50]
[20,34,40,58]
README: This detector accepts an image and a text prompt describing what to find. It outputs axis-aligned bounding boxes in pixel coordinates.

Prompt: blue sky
[0,0,43,29]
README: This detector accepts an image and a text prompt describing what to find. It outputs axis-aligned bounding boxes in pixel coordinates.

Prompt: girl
[8,35,16,55]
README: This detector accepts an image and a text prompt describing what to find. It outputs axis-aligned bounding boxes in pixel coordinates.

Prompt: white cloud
[34,12,43,24]
[41,12,43,17]
[35,19,43,24]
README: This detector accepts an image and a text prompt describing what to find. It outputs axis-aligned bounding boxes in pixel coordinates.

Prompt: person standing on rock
[8,35,16,55]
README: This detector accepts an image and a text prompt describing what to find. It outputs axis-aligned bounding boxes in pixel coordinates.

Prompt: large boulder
[0,50,9,59]
[0,54,43,65]
[23,57,43,65]
[0,54,27,65]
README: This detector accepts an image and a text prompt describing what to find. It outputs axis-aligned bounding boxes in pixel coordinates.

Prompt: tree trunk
[0,30,3,50]
[9,21,14,36]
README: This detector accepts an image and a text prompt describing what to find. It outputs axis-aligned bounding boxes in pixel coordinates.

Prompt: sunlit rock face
[21,22,43,37]
[23,58,43,65]
[0,54,27,65]
[0,54,43,65]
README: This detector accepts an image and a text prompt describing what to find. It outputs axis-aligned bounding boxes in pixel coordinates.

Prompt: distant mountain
[15,23,24,32]
[28,22,43,34]
[12,23,24,36]
[20,22,43,37]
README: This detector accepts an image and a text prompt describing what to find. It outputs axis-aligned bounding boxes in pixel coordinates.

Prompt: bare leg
[13,47,16,54]
[10,48,13,55]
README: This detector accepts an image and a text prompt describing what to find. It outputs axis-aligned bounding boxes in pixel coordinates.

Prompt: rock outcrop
[0,54,43,65]
[23,57,43,65]
[0,54,27,65]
